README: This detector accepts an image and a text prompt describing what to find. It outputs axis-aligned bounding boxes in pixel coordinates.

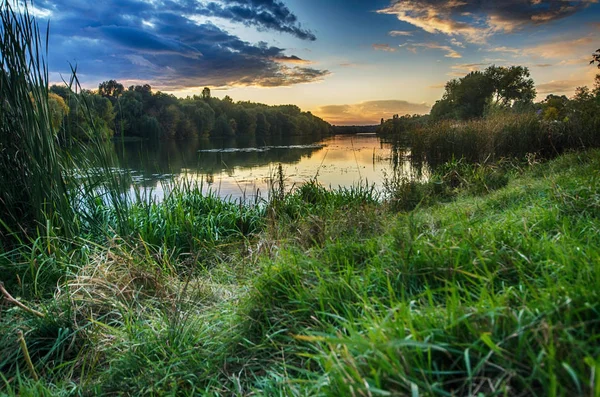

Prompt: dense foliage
[430,65,536,121]
[50,83,331,141]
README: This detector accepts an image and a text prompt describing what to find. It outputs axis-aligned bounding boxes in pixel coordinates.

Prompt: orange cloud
[400,42,462,58]
[378,2,487,43]
[272,55,315,65]
[372,43,398,52]
[522,36,594,60]
[378,0,596,44]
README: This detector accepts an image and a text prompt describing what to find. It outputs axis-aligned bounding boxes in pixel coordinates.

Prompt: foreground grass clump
[2,150,600,396]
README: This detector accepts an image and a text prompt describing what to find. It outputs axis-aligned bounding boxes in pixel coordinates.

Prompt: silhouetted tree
[591,49,600,68]
[98,80,124,103]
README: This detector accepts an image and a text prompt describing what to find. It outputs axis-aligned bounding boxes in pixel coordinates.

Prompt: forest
[49,82,331,142]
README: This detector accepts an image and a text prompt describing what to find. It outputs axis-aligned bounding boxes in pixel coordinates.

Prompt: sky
[26,0,600,125]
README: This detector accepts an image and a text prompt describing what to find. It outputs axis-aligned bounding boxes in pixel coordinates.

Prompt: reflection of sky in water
[124,135,424,202]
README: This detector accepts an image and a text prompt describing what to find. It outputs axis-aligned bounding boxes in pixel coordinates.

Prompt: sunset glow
[36,0,600,124]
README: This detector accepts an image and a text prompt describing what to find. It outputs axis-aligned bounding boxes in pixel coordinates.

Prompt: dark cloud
[37,0,325,89]
[201,0,316,41]
[379,0,596,42]
[273,55,314,64]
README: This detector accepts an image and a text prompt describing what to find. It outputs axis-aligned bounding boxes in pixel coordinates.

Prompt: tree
[255,112,270,136]
[67,92,115,140]
[140,115,161,140]
[117,90,144,136]
[430,65,536,121]
[591,49,600,68]
[485,65,536,106]
[212,114,234,137]
[430,98,456,121]
[540,94,569,121]
[234,108,256,135]
[129,84,153,108]
[158,104,181,139]
[49,85,71,101]
[445,71,495,119]
[202,87,211,100]
[182,97,215,137]
[47,80,332,141]
[98,80,124,103]
[88,94,116,140]
[48,92,69,131]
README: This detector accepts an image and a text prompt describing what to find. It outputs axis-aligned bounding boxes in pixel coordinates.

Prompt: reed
[0,0,76,242]
[408,112,600,170]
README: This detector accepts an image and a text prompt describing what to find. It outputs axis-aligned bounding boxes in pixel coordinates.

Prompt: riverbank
[2,149,599,395]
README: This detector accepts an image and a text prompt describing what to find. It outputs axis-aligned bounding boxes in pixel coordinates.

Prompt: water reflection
[98,134,426,201]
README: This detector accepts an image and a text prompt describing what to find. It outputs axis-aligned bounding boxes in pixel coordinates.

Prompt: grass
[406,112,600,169]
[1,149,600,395]
[3,2,600,395]
[0,0,76,243]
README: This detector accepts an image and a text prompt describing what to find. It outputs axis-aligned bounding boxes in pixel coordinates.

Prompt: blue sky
[29,0,600,124]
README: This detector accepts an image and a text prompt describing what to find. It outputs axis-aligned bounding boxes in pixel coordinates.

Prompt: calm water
[106,134,423,201]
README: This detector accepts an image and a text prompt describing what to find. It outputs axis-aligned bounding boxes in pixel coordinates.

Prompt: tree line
[378,63,600,136]
[48,81,331,142]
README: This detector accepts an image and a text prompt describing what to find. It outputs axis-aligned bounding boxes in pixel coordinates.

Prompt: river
[103,134,423,202]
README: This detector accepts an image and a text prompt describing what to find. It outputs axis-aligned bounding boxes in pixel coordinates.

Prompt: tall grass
[408,112,600,169]
[0,0,76,242]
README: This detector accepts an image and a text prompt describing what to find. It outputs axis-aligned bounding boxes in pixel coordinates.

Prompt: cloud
[372,43,398,52]
[378,1,485,43]
[400,42,462,58]
[521,36,595,60]
[388,30,413,36]
[315,100,431,125]
[273,55,314,65]
[378,0,597,43]
[236,66,330,87]
[488,46,523,55]
[198,0,316,41]
[450,38,465,48]
[537,78,589,94]
[34,0,326,89]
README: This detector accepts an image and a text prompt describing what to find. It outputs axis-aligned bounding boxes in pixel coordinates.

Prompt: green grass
[1,149,599,395]
[3,3,600,395]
